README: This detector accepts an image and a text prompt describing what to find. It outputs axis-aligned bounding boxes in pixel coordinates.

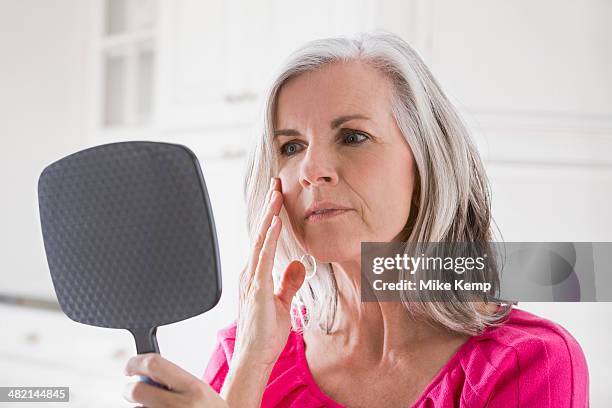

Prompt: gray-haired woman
[123,32,588,408]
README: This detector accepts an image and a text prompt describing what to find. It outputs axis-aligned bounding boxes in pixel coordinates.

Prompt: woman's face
[274,61,417,263]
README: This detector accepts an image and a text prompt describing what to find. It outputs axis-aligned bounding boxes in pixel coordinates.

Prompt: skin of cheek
[350,141,417,244]
[276,141,417,263]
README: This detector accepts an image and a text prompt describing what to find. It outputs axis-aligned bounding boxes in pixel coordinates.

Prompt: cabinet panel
[155,0,377,133]
[156,0,254,131]
[487,163,612,241]
[163,0,229,102]
[429,0,612,116]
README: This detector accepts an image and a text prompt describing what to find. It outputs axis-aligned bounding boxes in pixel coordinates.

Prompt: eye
[280,141,304,157]
[342,129,370,145]
[279,130,370,157]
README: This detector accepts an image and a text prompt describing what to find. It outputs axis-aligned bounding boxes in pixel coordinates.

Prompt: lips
[304,201,353,220]
[305,208,352,222]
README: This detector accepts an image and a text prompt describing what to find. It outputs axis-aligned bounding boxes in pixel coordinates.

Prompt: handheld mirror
[37,141,222,388]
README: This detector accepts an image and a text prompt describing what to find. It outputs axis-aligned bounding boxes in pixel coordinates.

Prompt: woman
[123,32,589,407]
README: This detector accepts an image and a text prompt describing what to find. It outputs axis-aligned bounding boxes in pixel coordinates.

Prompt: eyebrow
[273,114,370,137]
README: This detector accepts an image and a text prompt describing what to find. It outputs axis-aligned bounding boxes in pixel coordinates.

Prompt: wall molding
[462,108,612,167]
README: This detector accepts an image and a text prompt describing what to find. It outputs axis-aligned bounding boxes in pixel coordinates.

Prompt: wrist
[231,348,279,370]
[220,356,274,408]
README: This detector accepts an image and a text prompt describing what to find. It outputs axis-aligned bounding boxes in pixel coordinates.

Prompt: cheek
[387,160,417,225]
[277,170,303,232]
[278,169,297,207]
[359,151,415,231]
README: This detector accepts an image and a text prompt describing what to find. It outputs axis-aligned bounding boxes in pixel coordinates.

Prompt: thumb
[276,260,306,306]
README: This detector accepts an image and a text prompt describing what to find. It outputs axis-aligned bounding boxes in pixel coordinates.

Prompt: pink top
[202,308,589,407]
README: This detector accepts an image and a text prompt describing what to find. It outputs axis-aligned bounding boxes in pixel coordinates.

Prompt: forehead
[274,61,394,128]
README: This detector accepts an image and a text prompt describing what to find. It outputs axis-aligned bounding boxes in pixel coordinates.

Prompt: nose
[299,141,339,189]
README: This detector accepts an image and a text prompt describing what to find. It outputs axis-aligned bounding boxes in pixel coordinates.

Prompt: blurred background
[0,0,611,406]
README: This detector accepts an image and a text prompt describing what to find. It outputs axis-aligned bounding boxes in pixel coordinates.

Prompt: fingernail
[270,177,275,189]
[272,215,279,226]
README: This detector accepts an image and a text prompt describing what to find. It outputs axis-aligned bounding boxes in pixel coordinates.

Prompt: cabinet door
[156,0,257,133]
[155,0,376,137]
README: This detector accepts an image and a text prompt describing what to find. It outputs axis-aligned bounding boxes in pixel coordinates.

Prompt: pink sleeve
[202,340,230,393]
[485,327,589,408]
[201,320,237,394]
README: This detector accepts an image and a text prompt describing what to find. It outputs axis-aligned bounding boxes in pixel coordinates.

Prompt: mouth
[305,208,353,223]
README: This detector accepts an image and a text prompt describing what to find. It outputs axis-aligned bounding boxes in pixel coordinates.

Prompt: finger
[249,189,282,281]
[253,189,282,253]
[238,264,250,298]
[241,178,282,302]
[253,214,282,291]
[276,260,306,306]
[245,179,281,282]
[258,177,279,231]
[263,177,276,209]
[123,380,176,408]
[256,181,282,240]
[125,353,198,393]
[258,177,282,233]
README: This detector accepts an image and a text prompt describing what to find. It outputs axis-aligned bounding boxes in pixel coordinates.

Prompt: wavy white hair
[243,31,511,336]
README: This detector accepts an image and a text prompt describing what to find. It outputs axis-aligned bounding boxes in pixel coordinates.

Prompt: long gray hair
[243,31,512,336]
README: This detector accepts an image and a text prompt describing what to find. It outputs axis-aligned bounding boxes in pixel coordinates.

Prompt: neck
[325,259,468,366]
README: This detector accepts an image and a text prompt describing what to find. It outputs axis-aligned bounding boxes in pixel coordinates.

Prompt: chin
[302,239,361,263]
[290,218,365,261]
[311,249,356,263]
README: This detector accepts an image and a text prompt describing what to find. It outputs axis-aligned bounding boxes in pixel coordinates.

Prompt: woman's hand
[212,177,307,408]
[234,177,306,367]
[123,353,228,408]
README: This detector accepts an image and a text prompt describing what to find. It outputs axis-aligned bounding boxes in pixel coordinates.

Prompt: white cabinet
[156,0,255,132]
[93,0,435,153]
[429,0,612,116]
[420,0,612,166]
[153,0,380,141]
[91,0,612,161]
[94,0,158,130]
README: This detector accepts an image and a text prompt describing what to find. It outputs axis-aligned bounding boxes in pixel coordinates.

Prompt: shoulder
[458,307,589,407]
[475,307,586,363]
